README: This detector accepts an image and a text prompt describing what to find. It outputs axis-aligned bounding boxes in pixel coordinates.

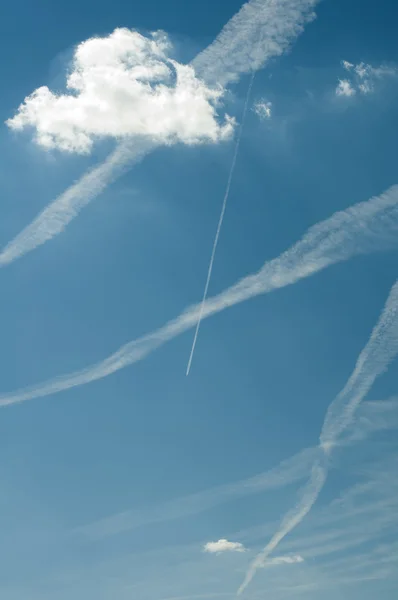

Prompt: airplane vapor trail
[238,266,398,593]
[192,0,320,86]
[2,0,320,269]
[0,185,397,408]
[0,141,153,267]
[238,460,327,594]
[186,71,256,375]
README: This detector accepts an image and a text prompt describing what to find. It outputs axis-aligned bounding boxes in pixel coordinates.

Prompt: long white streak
[238,461,327,595]
[320,279,398,447]
[186,72,255,375]
[192,0,320,86]
[0,141,152,267]
[239,259,398,593]
[0,186,398,407]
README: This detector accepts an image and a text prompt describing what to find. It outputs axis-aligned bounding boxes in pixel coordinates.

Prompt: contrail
[78,396,397,540]
[2,0,320,269]
[238,460,327,594]
[0,141,152,267]
[192,0,320,86]
[0,185,397,407]
[238,273,398,593]
[78,446,318,540]
[186,71,255,375]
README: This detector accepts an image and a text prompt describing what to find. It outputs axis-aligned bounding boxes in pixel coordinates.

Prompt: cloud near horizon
[203,539,246,554]
[6,28,234,153]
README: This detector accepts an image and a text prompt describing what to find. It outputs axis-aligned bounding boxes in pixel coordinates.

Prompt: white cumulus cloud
[6,28,234,154]
[203,539,246,554]
[336,79,356,97]
[253,99,272,120]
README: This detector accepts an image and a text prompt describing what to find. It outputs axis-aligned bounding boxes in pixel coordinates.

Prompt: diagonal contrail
[186,71,256,375]
[0,185,397,408]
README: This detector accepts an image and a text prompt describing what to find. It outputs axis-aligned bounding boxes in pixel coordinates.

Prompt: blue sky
[1,0,398,598]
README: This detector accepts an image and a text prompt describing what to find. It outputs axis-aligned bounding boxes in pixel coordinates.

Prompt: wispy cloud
[77,397,397,541]
[1,185,398,406]
[238,274,398,593]
[253,99,272,119]
[78,447,317,539]
[336,59,398,97]
[0,140,152,266]
[192,0,320,86]
[238,460,326,593]
[203,539,246,554]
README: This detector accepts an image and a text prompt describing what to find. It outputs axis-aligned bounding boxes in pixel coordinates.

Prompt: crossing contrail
[0,185,397,408]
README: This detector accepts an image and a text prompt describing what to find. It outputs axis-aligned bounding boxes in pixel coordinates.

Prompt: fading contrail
[238,265,398,593]
[186,72,256,375]
[79,396,397,541]
[2,0,320,269]
[0,141,153,267]
[0,185,397,408]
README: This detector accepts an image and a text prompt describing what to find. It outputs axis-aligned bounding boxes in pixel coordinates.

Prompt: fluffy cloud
[203,539,246,554]
[253,99,272,120]
[336,79,356,97]
[6,28,234,153]
[336,59,397,97]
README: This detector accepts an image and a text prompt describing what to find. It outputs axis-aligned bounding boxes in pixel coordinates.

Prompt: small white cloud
[203,539,246,554]
[262,554,304,567]
[336,79,356,97]
[253,99,272,120]
[336,60,398,98]
[6,28,234,154]
[342,60,354,71]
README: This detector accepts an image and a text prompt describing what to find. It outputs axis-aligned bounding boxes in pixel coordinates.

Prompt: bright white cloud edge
[6,28,234,154]
[204,539,246,554]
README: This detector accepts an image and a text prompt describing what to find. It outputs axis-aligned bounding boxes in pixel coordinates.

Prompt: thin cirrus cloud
[0,184,398,408]
[1,0,321,269]
[336,59,398,97]
[76,397,397,541]
[203,539,246,554]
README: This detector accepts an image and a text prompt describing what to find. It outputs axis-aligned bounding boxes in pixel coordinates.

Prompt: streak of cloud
[77,447,317,539]
[0,141,152,266]
[238,461,326,593]
[239,268,398,592]
[0,185,397,407]
[192,0,320,86]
